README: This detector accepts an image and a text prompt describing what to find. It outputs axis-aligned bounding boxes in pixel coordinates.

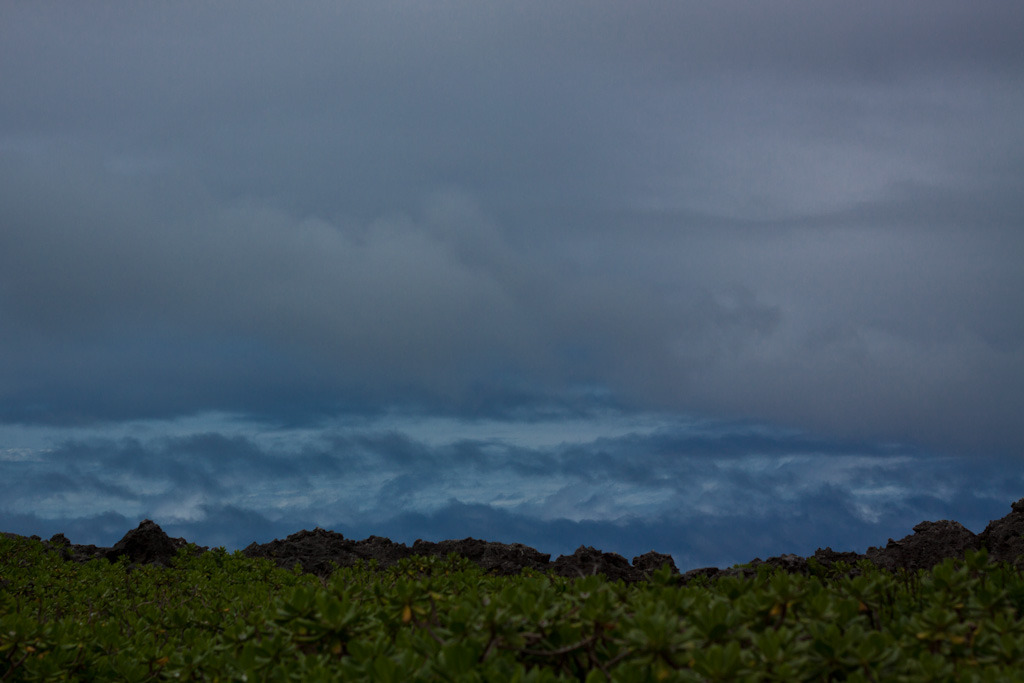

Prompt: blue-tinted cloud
[1,3,1021,562]
[1,2,1022,454]
[1,414,1018,568]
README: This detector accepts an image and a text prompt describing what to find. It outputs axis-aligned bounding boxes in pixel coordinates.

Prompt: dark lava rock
[866,520,979,572]
[245,527,351,560]
[680,566,723,583]
[812,547,863,567]
[105,519,186,567]
[685,554,812,585]
[16,497,1024,581]
[37,520,189,566]
[243,531,555,577]
[412,537,551,575]
[57,542,107,564]
[48,533,70,547]
[978,497,1024,567]
[242,529,423,575]
[244,528,367,575]
[632,551,679,578]
[756,553,811,574]
[354,535,415,567]
[552,546,640,582]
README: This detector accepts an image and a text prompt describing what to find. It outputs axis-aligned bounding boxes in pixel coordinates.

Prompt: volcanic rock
[632,551,679,577]
[811,547,863,567]
[680,566,723,583]
[552,546,640,582]
[105,519,187,567]
[755,553,811,574]
[245,528,364,575]
[412,537,551,575]
[13,496,1024,582]
[978,497,1024,567]
[865,519,979,572]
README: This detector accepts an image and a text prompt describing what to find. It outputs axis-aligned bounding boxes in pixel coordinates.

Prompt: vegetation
[3,534,1024,681]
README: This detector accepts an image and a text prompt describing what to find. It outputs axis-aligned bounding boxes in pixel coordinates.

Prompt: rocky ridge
[9,498,1024,583]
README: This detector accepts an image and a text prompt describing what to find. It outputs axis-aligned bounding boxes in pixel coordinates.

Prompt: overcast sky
[1,2,1022,569]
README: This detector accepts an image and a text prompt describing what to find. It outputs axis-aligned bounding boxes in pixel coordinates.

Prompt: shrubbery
[3,533,1024,681]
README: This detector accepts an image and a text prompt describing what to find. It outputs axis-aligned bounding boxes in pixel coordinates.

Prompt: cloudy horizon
[2,1,1022,570]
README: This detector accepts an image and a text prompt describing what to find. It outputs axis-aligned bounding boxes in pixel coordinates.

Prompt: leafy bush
[2,535,1024,681]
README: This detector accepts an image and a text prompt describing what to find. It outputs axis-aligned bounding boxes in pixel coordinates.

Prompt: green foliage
[3,538,1024,681]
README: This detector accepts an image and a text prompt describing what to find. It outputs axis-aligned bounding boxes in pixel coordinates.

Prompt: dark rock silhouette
[105,519,188,566]
[411,538,551,575]
[633,551,679,577]
[13,497,1024,582]
[978,498,1024,566]
[242,529,412,575]
[811,547,863,567]
[552,546,638,581]
[865,520,980,572]
[241,531,552,576]
[48,532,70,547]
[39,520,196,567]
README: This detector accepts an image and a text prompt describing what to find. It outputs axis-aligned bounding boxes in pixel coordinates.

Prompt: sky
[1,1,1022,570]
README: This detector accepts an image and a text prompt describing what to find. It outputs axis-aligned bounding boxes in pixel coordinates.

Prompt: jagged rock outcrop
[633,551,679,577]
[241,528,413,575]
[552,546,639,582]
[411,538,551,574]
[865,520,980,572]
[978,498,1024,568]
[105,519,188,566]
[10,497,1024,582]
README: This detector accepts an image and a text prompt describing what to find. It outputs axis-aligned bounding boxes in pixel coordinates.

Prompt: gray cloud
[1,2,1022,557]
[1,417,1019,568]
[5,148,1017,450]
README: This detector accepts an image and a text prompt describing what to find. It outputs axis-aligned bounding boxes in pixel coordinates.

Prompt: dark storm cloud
[2,417,1019,568]
[0,150,788,425]
[1,1,1022,464]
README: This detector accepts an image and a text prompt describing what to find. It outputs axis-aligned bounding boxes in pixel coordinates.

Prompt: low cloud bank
[2,414,1017,569]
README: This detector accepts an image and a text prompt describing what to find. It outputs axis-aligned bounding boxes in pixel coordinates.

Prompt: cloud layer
[2,413,1019,568]
[1,2,1022,558]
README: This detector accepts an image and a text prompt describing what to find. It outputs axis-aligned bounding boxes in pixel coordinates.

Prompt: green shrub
[3,536,1024,681]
